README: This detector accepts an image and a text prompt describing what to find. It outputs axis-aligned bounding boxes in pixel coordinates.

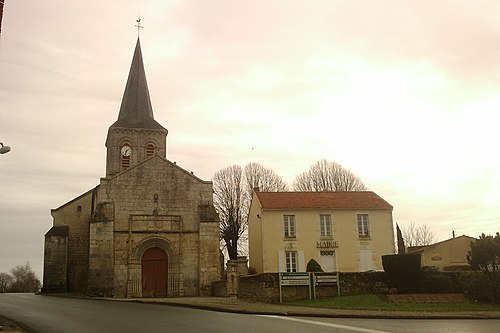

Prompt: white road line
[258,315,394,333]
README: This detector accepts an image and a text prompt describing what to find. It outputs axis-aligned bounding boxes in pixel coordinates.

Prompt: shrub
[382,254,421,293]
[306,259,323,272]
[460,272,500,302]
[417,266,453,293]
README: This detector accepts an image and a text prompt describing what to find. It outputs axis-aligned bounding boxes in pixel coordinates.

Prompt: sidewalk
[107,296,500,319]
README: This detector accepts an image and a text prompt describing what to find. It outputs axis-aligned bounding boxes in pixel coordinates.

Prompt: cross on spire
[135,18,143,36]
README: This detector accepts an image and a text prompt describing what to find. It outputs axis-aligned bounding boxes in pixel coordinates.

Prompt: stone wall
[91,158,220,297]
[87,201,115,297]
[198,219,222,296]
[211,280,227,297]
[47,188,95,293]
[42,226,68,293]
[338,272,386,296]
[231,272,387,303]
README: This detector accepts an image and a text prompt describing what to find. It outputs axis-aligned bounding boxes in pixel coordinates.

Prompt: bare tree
[213,162,288,260]
[293,159,367,191]
[244,162,288,194]
[213,165,246,261]
[403,222,437,247]
[0,272,13,293]
[9,262,40,292]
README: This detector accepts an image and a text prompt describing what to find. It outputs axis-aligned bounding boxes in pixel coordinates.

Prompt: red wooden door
[142,247,168,297]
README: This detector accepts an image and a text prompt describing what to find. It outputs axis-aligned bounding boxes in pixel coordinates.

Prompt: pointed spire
[111,38,166,131]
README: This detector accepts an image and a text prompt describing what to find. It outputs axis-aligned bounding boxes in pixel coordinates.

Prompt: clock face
[121,145,132,157]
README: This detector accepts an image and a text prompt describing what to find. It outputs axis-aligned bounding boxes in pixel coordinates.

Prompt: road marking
[258,315,394,333]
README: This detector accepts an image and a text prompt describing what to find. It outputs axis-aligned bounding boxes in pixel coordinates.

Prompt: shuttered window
[146,143,155,157]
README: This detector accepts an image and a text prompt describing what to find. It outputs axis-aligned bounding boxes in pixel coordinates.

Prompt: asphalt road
[0,293,498,333]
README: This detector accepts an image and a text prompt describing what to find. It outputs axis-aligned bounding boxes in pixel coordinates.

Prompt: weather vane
[135,17,143,36]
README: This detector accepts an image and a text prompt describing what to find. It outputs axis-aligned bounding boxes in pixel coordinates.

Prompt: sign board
[315,275,337,284]
[312,273,341,299]
[279,272,312,302]
[280,272,310,286]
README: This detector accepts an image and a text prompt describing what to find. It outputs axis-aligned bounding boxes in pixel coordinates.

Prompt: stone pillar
[235,256,249,276]
[225,256,248,298]
[226,260,238,298]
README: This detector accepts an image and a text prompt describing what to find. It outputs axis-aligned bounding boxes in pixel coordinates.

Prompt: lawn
[286,294,500,312]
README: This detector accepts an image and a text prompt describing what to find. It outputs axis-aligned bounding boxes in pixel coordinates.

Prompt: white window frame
[283,215,296,238]
[320,214,332,237]
[285,251,297,272]
[357,213,370,237]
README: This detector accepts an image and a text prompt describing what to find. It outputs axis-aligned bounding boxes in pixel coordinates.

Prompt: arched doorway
[142,247,168,297]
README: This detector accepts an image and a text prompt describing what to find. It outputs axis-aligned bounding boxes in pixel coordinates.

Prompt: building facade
[248,190,395,273]
[43,38,221,297]
[407,235,475,271]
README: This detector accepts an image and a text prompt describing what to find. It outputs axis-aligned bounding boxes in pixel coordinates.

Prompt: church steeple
[111,38,166,131]
[105,38,168,177]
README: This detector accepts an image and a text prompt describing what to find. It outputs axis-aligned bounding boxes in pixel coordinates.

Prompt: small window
[146,143,155,158]
[320,214,332,237]
[357,214,370,237]
[121,155,130,170]
[121,144,132,170]
[285,251,298,272]
[283,215,296,238]
[77,206,82,212]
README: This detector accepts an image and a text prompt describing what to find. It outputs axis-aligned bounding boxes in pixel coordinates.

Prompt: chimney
[452,230,455,238]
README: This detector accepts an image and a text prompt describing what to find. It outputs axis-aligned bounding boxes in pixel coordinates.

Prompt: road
[0,293,498,333]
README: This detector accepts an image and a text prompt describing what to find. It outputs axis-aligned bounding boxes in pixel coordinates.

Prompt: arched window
[121,143,132,170]
[146,143,155,158]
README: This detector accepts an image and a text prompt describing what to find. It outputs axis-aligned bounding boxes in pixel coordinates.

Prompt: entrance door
[142,247,168,297]
[320,251,337,272]
[359,249,373,271]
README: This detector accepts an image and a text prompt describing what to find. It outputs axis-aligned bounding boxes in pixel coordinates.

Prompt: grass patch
[286,294,500,312]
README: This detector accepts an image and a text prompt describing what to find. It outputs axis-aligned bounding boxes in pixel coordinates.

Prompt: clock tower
[105,38,168,177]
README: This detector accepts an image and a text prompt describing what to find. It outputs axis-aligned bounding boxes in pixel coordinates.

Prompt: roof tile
[255,191,392,210]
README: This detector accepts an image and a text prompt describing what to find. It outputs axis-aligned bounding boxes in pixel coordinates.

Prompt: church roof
[110,38,167,131]
[254,191,393,210]
[45,225,69,237]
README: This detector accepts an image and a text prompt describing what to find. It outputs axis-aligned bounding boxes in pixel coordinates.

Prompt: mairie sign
[316,240,338,248]
[280,272,310,286]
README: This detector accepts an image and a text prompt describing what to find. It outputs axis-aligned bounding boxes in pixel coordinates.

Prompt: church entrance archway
[142,247,168,297]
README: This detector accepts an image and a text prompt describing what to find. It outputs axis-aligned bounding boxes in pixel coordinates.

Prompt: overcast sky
[1,1,499,279]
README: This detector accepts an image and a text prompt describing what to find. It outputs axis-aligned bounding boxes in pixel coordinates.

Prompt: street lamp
[0,142,11,154]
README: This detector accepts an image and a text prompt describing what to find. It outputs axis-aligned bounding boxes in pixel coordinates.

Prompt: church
[42,38,222,297]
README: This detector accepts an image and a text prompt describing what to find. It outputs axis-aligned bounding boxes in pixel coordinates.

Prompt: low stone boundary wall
[211,280,227,297]
[226,272,387,302]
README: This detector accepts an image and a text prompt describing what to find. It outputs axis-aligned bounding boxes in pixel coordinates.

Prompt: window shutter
[298,251,305,272]
[278,251,286,272]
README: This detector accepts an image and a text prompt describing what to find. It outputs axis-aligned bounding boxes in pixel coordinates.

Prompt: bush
[382,254,421,293]
[460,272,500,303]
[306,259,323,272]
[417,266,453,293]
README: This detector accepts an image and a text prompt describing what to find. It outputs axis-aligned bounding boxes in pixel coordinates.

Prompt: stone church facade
[43,38,222,297]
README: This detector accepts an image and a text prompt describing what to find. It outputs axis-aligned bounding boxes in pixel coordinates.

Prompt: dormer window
[146,143,155,158]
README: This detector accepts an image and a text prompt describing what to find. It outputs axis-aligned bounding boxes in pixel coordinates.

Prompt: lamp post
[0,142,11,154]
